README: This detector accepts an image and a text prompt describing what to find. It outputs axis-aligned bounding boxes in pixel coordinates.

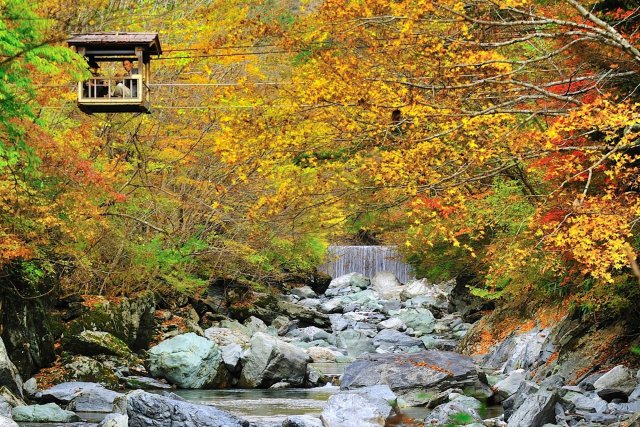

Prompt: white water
[318,245,415,283]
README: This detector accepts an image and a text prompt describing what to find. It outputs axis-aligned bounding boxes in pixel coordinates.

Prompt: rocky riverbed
[1,271,640,426]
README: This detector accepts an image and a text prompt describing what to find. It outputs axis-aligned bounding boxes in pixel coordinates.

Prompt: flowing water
[174,385,339,426]
[318,245,415,283]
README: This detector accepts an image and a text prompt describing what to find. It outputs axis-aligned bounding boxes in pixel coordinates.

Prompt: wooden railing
[78,75,143,102]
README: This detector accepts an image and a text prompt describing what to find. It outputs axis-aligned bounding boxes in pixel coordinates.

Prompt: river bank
[1,271,640,426]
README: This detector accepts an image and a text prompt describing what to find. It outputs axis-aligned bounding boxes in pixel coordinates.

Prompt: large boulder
[321,385,396,427]
[507,387,558,427]
[126,390,250,427]
[11,403,80,423]
[340,290,383,312]
[1,294,57,378]
[341,351,485,406]
[67,386,123,413]
[425,393,484,425]
[334,330,375,357]
[400,279,452,310]
[593,365,638,396]
[290,286,317,299]
[325,273,370,297]
[62,330,132,358]
[371,272,403,300]
[372,329,422,353]
[148,333,228,389]
[37,382,109,404]
[493,369,527,402]
[61,355,119,386]
[239,333,311,388]
[63,292,155,351]
[204,326,250,348]
[286,327,331,343]
[0,339,22,398]
[395,308,435,336]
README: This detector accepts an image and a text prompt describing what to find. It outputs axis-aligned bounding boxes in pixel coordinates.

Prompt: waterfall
[318,245,415,283]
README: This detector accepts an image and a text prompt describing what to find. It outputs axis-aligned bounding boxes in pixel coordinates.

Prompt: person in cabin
[84,60,108,98]
[122,59,139,97]
[111,72,132,98]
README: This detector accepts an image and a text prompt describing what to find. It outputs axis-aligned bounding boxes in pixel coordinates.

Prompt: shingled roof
[68,32,162,56]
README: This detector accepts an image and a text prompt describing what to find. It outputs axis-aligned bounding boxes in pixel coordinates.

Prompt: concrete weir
[318,245,415,284]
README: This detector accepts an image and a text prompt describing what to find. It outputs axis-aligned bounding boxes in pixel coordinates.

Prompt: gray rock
[286,327,331,342]
[400,279,450,310]
[329,314,351,332]
[244,316,275,336]
[0,339,22,398]
[325,273,369,297]
[420,336,458,351]
[377,318,406,331]
[290,286,317,299]
[67,386,123,412]
[594,365,637,396]
[62,355,116,385]
[22,378,37,398]
[507,388,558,427]
[123,376,173,390]
[608,400,640,414]
[0,397,11,418]
[371,272,403,300]
[321,385,396,427]
[12,403,80,423]
[340,290,383,312]
[493,369,527,402]
[372,329,422,352]
[503,380,539,421]
[36,382,104,404]
[319,298,343,314]
[148,333,227,389]
[282,414,323,427]
[221,343,243,372]
[271,316,294,335]
[334,330,375,357]
[204,326,250,348]
[484,328,550,374]
[98,413,128,427]
[0,389,23,413]
[239,332,311,388]
[341,351,483,406]
[425,393,483,425]
[0,415,17,427]
[299,298,322,309]
[629,384,640,401]
[126,389,249,427]
[562,391,608,413]
[307,347,340,363]
[395,308,435,336]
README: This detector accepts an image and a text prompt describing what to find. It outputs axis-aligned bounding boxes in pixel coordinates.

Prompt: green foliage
[0,0,88,173]
[446,412,475,426]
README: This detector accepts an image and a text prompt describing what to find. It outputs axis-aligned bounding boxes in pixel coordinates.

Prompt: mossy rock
[63,292,155,351]
[60,355,119,388]
[62,330,132,358]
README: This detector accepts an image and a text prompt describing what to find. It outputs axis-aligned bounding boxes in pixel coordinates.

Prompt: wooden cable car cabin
[68,32,162,114]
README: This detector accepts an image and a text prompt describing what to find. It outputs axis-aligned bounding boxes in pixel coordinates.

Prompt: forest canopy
[2,0,640,313]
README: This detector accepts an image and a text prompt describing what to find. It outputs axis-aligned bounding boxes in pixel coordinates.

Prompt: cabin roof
[68,32,162,56]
